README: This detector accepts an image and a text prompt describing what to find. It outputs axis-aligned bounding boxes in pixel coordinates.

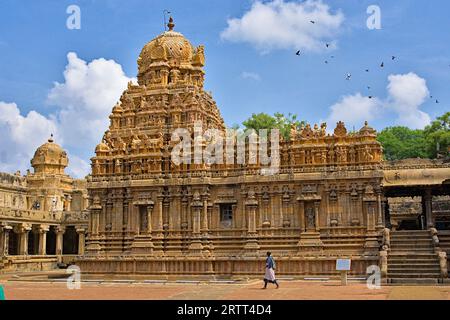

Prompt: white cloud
[0,52,134,178]
[386,72,431,128]
[241,71,261,81]
[66,154,91,179]
[221,0,344,53]
[327,93,383,130]
[0,102,59,173]
[327,72,432,130]
[48,52,134,153]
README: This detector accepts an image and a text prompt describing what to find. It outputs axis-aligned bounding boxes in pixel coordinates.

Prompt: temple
[1,18,449,283]
[0,136,88,272]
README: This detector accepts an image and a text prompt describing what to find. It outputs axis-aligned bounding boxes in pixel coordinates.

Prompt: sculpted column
[423,188,434,229]
[17,223,31,256]
[38,224,49,255]
[86,196,102,255]
[1,224,12,257]
[76,228,86,255]
[244,190,260,255]
[188,192,203,254]
[55,226,65,262]
[363,186,379,255]
[153,193,165,255]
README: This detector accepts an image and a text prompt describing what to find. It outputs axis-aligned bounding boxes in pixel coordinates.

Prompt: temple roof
[31,135,68,174]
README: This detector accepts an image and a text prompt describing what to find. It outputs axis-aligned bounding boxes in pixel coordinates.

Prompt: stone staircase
[387,230,442,284]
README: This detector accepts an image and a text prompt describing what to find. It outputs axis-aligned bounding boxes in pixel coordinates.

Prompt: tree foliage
[242,112,305,140]
[423,112,450,158]
[377,127,429,160]
[377,112,450,160]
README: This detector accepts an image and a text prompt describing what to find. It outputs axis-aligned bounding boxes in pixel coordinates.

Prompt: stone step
[388,278,440,285]
[388,252,437,257]
[387,273,441,279]
[390,235,431,240]
[389,250,435,255]
[388,267,441,273]
[390,244,434,249]
[391,234,431,238]
[389,262,441,268]
[391,231,430,234]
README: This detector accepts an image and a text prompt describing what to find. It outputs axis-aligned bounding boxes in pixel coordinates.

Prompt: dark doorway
[63,226,79,254]
[8,230,18,255]
[46,226,57,255]
[28,230,38,255]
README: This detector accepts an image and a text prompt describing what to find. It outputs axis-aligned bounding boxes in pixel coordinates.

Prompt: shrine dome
[137,17,205,82]
[31,135,68,174]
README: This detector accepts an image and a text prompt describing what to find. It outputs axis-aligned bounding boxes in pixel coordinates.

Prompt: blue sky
[0,0,449,177]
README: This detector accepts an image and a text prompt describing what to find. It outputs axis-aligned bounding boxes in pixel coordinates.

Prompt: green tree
[377,126,431,160]
[424,112,450,158]
[242,112,305,140]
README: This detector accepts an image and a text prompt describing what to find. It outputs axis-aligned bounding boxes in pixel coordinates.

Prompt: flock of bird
[295,20,442,104]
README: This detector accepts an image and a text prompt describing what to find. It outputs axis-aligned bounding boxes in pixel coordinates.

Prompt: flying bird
[380,62,384,68]
[436,99,440,104]
[367,86,371,90]
[296,50,301,56]
[310,20,315,24]
[325,60,329,64]
[368,96,373,99]
[346,73,352,80]
[326,43,330,48]
[365,69,369,72]
[392,56,396,60]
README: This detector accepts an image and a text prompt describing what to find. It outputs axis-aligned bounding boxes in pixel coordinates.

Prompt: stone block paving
[0,280,449,300]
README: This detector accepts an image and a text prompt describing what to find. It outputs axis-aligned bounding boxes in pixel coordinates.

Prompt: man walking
[263,252,279,289]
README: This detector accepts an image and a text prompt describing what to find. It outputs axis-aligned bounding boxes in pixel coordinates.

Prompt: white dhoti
[264,268,276,282]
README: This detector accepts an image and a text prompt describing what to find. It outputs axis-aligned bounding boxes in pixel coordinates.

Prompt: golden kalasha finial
[168,16,175,31]
[48,133,54,143]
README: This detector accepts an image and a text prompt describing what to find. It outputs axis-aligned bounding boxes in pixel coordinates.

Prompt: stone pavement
[1,280,449,300]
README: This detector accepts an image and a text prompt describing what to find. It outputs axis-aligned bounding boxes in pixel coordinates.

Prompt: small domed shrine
[31,135,68,175]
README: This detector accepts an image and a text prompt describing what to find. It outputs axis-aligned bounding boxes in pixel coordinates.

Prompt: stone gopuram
[77,18,388,278]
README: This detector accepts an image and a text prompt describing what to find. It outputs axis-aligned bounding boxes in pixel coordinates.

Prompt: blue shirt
[266,256,275,269]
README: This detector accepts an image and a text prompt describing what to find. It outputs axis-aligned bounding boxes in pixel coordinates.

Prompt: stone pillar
[423,188,434,229]
[188,193,203,253]
[55,226,65,261]
[244,192,260,254]
[376,191,383,229]
[38,224,49,255]
[192,206,201,235]
[146,205,153,234]
[314,201,320,232]
[76,228,86,255]
[17,223,31,256]
[298,201,305,232]
[201,197,209,233]
[1,224,12,256]
[156,195,164,232]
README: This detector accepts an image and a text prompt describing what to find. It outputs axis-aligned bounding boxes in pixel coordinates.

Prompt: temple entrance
[8,230,18,255]
[384,185,450,231]
[46,226,57,255]
[63,226,79,254]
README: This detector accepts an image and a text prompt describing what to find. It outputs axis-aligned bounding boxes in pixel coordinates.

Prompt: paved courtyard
[1,280,449,300]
